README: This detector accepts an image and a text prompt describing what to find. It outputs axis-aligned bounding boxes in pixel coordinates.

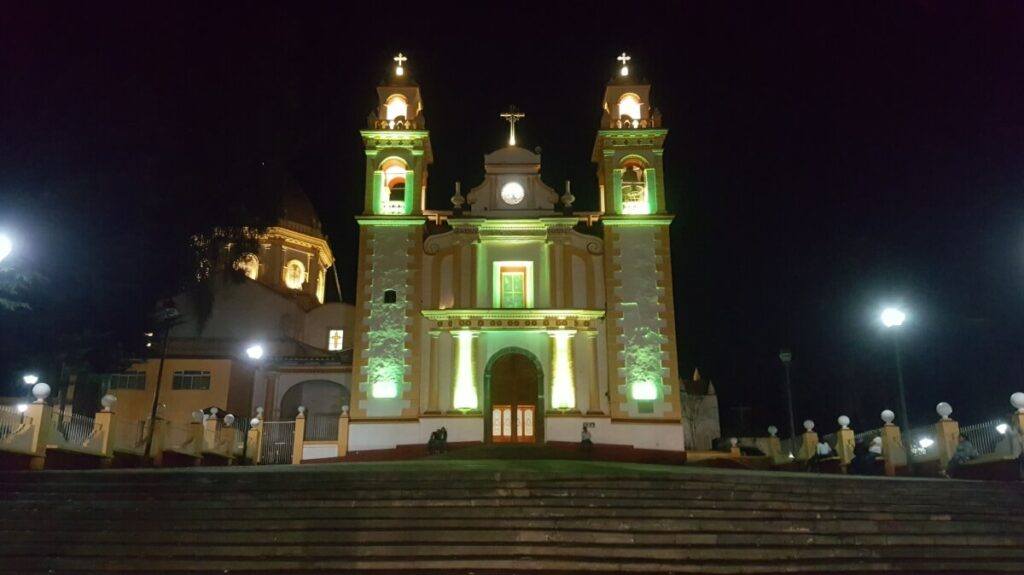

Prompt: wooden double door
[488,352,541,444]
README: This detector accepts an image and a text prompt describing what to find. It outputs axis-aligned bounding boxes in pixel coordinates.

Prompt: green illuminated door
[500,268,526,308]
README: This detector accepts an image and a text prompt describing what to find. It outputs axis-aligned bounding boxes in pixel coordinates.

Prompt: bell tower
[351,54,431,418]
[594,53,682,422]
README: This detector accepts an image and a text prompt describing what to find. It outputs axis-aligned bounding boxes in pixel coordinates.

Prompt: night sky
[2,2,1023,435]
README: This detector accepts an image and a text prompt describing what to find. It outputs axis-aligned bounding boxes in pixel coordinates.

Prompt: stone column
[548,330,576,411]
[934,404,960,471]
[585,332,602,414]
[246,420,262,464]
[93,410,116,460]
[24,402,51,471]
[426,331,441,413]
[881,422,907,476]
[292,407,306,465]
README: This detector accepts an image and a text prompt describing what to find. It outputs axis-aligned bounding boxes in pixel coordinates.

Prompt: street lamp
[245,344,265,360]
[778,349,797,458]
[22,374,38,385]
[0,233,12,264]
[881,305,914,472]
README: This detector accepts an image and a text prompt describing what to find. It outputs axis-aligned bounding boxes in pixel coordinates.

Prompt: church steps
[2,464,1021,573]
[7,542,1024,562]
[11,528,1024,548]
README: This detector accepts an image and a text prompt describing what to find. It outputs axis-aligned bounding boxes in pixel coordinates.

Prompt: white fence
[0,405,36,454]
[47,411,103,456]
[960,419,1007,456]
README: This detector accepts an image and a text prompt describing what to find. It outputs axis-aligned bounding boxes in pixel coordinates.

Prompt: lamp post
[881,306,914,472]
[143,299,180,461]
[778,349,797,457]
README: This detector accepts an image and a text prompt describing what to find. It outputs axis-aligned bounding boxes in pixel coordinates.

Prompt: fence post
[24,405,50,471]
[190,415,205,461]
[203,409,220,454]
[151,418,167,466]
[292,406,306,465]
[835,415,855,466]
[796,420,818,460]
[880,409,907,476]
[337,405,350,459]
[93,394,118,462]
[766,426,788,464]
[934,402,959,471]
[247,418,263,464]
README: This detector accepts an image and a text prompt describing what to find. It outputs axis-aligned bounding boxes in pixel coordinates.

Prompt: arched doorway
[485,347,544,444]
[279,380,350,420]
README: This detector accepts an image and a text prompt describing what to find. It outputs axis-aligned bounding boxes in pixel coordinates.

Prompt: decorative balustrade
[381,200,406,215]
[47,411,103,456]
[371,116,423,131]
[609,116,659,130]
[0,404,36,454]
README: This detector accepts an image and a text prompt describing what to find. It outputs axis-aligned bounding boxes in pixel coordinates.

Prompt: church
[346,53,684,454]
[106,53,689,458]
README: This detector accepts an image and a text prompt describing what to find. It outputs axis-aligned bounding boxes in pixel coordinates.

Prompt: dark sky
[2,2,1024,435]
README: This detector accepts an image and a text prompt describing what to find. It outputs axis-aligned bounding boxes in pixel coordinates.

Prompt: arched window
[385,94,408,122]
[617,93,642,121]
[233,253,259,280]
[283,259,306,290]
[380,159,408,214]
[620,158,648,214]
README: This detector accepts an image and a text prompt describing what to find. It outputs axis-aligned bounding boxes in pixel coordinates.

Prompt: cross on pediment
[500,106,525,146]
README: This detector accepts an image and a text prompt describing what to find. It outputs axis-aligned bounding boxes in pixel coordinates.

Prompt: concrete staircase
[0,460,1022,573]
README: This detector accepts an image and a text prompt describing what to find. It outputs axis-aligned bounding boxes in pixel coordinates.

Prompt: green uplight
[631,379,658,401]
[550,331,576,410]
[452,331,478,410]
[372,380,398,399]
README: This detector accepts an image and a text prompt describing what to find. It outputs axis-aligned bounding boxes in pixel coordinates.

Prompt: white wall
[348,417,483,451]
[546,416,685,452]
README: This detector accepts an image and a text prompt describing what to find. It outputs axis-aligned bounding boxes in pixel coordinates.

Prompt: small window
[172,370,211,391]
[107,371,146,391]
[328,329,345,351]
[383,290,398,303]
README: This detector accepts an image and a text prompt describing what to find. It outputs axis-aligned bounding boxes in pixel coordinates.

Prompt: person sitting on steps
[427,426,448,455]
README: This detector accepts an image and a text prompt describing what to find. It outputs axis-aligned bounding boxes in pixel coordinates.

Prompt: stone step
[14,509,1024,532]
[11,528,1024,548]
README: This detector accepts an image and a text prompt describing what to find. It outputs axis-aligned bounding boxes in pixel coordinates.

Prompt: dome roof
[484,145,540,166]
[278,183,322,235]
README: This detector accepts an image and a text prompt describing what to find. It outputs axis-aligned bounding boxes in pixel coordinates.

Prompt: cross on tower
[393,53,407,76]
[617,52,631,76]
[500,106,525,147]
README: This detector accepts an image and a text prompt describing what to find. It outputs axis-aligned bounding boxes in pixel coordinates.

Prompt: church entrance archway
[484,347,544,444]
[279,380,350,420]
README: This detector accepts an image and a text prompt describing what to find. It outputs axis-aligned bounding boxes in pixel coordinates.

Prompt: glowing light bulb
[881,307,906,327]
[245,344,264,360]
[620,65,629,77]
[0,234,12,264]
[22,374,38,385]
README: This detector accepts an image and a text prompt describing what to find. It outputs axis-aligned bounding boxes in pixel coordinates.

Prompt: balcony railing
[381,200,406,215]
[609,116,660,130]
[371,116,424,131]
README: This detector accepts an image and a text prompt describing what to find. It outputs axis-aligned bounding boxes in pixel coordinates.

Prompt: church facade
[347,55,685,454]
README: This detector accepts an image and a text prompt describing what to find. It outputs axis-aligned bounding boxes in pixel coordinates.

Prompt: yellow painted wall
[110,358,237,426]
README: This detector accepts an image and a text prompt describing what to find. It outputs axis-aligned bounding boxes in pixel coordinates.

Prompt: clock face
[500,181,525,206]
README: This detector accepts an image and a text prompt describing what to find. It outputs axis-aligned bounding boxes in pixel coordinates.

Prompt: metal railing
[0,405,35,454]
[47,411,102,455]
[305,414,339,441]
[259,421,295,465]
[960,419,1007,456]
